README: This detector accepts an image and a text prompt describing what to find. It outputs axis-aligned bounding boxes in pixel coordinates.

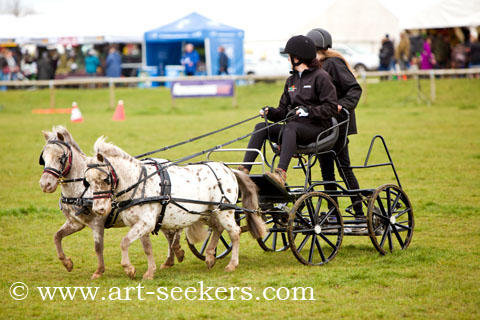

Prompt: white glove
[259,107,269,118]
[296,106,309,117]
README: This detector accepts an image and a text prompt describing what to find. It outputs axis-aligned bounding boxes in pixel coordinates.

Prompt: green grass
[0,79,480,319]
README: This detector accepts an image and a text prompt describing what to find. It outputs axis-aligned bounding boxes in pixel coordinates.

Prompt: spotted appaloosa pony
[39,127,185,280]
[85,137,266,278]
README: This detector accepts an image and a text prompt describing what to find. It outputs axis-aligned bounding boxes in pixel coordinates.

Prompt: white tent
[298,0,400,54]
[0,14,147,45]
[400,0,480,30]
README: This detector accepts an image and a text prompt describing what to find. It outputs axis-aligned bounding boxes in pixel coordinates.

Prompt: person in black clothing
[468,34,480,68]
[239,35,338,186]
[218,46,229,75]
[379,34,394,72]
[306,28,364,219]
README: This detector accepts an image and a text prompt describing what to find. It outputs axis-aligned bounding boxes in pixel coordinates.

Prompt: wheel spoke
[319,207,335,225]
[391,224,405,248]
[315,237,326,262]
[281,233,288,247]
[297,234,311,252]
[306,198,316,223]
[318,232,337,250]
[262,230,273,243]
[296,211,312,227]
[394,208,410,219]
[387,226,393,251]
[391,191,401,212]
[379,226,388,249]
[314,196,323,224]
[376,195,388,217]
[386,188,392,217]
[373,211,390,221]
[292,228,315,233]
[395,223,411,231]
[199,232,211,255]
[308,235,316,263]
[272,231,278,251]
[220,235,230,249]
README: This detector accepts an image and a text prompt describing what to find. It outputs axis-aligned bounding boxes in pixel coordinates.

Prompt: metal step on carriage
[187,110,414,266]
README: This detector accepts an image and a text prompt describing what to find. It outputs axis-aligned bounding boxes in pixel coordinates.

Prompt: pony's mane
[52,125,85,156]
[94,137,139,163]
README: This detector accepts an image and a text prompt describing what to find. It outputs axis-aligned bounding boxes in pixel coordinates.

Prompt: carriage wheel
[187,211,245,260]
[287,192,343,266]
[257,205,290,252]
[187,228,232,261]
[367,184,414,255]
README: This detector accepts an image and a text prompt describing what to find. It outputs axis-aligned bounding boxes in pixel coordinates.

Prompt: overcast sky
[13,0,442,41]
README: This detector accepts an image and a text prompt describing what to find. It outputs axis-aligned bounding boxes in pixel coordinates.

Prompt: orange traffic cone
[112,100,126,121]
[70,102,84,123]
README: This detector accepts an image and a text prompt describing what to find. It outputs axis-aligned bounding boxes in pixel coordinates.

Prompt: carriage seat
[271,117,339,155]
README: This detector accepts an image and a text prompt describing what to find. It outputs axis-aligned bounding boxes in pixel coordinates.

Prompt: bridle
[39,140,74,182]
[84,157,119,201]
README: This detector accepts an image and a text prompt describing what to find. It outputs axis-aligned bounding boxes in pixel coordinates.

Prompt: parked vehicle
[333,44,379,72]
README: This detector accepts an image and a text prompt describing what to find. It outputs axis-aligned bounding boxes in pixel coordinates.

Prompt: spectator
[55,53,70,78]
[0,48,7,90]
[421,36,436,70]
[20,55,37,80]
[378,34,394,71]
[181,43,199,76]
[37,51,53,80]
[4,49,20,80]
[85,49,100,76]
[217,46,229,75]
[432,34,451,69]
[105,47,122,77]
[451,42,467,69]
[467,35,480,68]
[395,32,411,71]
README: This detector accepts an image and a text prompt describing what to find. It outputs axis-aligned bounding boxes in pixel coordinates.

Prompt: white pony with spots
[85,137,265,277]
[39,127,185,280]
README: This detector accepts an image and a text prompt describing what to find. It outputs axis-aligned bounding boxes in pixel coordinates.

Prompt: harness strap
[152,163,171,235]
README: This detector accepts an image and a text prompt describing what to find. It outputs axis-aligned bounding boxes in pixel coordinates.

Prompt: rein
[111,114,296,199]
[134,114,261,159]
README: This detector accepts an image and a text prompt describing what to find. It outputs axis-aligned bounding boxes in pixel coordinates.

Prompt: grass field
[1,79,479,319]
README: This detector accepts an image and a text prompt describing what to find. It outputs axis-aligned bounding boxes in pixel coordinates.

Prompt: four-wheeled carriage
[188,110,414,265]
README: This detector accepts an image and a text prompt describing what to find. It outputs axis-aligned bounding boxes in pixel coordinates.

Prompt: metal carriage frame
[188,111,414,266]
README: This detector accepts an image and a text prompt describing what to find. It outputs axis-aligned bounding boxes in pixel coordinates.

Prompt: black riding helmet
[281,35,317,62]
[306,28,332,50]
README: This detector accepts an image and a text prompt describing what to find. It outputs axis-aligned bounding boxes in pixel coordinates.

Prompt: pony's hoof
[205,257,216,269]
[225,265,237,272]
[124,266,136,279]
[143,273,154,280]
[176,250,185,263]
[160,263,173,269]
[91,272,102,280]
[64,258,73,272]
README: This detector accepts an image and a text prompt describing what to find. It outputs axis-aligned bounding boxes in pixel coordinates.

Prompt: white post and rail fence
[0,68,479,109]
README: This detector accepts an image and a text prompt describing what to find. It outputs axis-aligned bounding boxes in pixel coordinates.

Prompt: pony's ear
[42,130,54,141]
[57,132,65,141]
[97,153,104,162]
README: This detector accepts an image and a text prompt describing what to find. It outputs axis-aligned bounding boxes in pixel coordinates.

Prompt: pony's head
[39,126,76,193]
[85,137,129,216]
[85,153,118,216]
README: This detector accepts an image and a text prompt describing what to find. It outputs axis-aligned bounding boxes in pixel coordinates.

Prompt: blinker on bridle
[39,140,73,182]
[84,158,119,201]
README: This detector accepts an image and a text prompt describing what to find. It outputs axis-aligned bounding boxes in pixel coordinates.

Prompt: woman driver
[239,35,338,186]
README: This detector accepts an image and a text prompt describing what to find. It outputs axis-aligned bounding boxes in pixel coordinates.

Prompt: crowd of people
[0,44,140,85]
[378,28,480,72]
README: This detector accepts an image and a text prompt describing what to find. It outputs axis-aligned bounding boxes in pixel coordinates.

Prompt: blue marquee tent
[144,12,244,76]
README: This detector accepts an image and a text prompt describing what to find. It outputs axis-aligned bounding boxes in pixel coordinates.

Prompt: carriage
[186,110,414,266]
[40,111,414,278]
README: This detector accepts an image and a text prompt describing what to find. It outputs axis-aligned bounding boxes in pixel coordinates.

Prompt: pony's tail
[233,170,266,239]
[185,221,208,244]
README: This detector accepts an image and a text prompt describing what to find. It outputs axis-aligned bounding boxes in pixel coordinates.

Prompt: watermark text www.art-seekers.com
[10,281,315,301]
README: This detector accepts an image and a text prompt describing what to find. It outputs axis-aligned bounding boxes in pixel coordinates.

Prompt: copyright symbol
[10,282,28,300]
